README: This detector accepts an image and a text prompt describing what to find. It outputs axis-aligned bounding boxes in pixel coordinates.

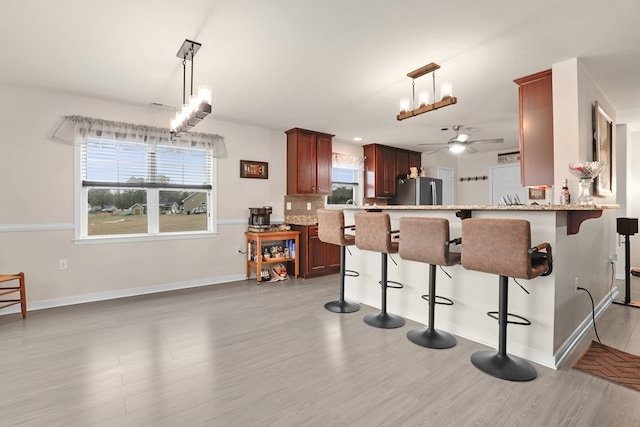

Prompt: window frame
[326,166,363,207]
[74,142,218,243]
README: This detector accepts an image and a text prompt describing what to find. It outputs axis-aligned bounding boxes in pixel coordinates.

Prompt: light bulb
[197,86,212,105]
[399,98,410,113]
[418,90,429,107]
[440,82,453,100]
[449,142,466,153]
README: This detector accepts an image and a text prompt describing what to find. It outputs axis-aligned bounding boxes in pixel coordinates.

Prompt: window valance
[50,115,226,157]
[332,152,365,171]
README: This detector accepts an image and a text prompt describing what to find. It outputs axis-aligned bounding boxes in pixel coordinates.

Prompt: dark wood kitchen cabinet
[286,128,333,195]
[514,69,554,186]
[290,224,340,278]
[364,144,421,198]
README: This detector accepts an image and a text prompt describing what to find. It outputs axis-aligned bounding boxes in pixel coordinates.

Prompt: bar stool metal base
[364,312,405,329]
[471,350,537,382]
[407,327,456,349]
[324,299,360,313]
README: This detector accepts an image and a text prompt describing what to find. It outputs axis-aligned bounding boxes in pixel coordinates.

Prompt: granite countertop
[341,204,619,211]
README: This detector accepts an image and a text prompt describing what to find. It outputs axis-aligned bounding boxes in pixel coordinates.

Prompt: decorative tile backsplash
[284,195,324,225]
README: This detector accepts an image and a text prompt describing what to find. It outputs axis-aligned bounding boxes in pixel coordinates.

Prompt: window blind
[82,139,212,189]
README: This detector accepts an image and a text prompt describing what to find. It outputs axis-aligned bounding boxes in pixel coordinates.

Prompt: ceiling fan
[418,125,504,153]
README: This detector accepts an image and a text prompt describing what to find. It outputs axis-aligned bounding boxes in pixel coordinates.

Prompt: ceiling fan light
[449,142,466,153]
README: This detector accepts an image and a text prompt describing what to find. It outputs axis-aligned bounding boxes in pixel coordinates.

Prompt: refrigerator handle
[430,181,437,205]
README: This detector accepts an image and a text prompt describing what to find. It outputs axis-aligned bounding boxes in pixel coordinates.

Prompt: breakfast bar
[341,204,618,369]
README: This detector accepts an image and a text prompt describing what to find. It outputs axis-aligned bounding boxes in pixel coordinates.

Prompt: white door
[490,163,527,204]
[437,166,454,205]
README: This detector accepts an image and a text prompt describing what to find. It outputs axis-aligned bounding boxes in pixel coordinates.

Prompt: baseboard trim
[0,274,247,316]
[553,287,619,368]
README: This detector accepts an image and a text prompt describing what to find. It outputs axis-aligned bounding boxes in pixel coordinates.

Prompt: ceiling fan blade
[467,138,504,145]
[465,145,479,153]
[456,133,471,142]
[417,142,447,146]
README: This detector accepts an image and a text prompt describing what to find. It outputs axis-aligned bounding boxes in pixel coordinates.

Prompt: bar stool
[354,212,405,329]
[399,217,460,349]
[317,209,360,313]
[461,218,552,381]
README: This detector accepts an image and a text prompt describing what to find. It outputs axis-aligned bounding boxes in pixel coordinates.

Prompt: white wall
[0,83,286,309]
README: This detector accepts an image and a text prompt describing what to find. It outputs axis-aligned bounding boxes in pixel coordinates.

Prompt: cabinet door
[325,242,341,270]
[315,133,333,194]
[515,70,554,186]
[294,130,317,194]
[308,235,327,273]
[380,146,397,197]
[396,149,410,178]
[409,151,422,170]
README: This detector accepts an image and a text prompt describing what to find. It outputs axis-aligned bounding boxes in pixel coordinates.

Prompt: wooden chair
[0,272,27,318]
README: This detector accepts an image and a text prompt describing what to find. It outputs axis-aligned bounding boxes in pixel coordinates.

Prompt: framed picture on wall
[240,160,268,179]
[593,100,613,196]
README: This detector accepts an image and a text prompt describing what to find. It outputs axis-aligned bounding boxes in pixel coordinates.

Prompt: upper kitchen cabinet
[286,128,333,195]
[514,69,554,186]
[364,144,421,198]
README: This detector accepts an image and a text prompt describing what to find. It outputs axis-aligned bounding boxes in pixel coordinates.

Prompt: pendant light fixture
[170,39,212,138]
[396,62,457,121]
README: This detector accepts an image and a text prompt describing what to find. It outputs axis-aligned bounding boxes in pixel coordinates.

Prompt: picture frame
[528,187,546,200]
[593,100,613,196]
[240,160,268,179]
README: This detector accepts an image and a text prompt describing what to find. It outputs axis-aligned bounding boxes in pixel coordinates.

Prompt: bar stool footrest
[383,280,403,289]
[324,299,360,313]
[487,311,531,326]
[471,350,537,381]
[421,294,454,306]
[344,269,359,278]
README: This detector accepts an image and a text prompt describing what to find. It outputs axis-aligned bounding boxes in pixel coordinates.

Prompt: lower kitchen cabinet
[290,224,340,278]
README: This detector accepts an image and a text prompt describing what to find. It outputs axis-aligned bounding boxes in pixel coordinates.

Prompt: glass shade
[418,90,430,107]
[399,98,411,113]
[440,82,453,100]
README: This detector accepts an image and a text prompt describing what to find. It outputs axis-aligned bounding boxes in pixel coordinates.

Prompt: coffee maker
[248,206,272,228]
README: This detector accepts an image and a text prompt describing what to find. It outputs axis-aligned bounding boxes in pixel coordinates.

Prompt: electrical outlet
[609,254,617,263]
[59,259,68,270]
[306,202,312,210]
[286,202,292,210]
[574,277,579,293]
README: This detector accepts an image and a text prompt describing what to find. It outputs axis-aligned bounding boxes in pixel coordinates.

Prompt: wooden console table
[245,230,300,282]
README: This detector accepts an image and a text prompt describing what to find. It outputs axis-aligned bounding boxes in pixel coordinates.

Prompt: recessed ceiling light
[353,137,362,141]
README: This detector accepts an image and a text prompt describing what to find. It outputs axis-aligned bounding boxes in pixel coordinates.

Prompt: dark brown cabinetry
[290,225,340,278]
[286,128,333,195]
[514,70,554,186]
[364,144,422,198]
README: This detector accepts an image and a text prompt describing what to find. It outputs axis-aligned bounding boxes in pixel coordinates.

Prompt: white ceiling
[2,0,640,153]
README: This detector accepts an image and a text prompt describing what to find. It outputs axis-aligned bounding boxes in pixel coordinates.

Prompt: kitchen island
[340,204,618,368]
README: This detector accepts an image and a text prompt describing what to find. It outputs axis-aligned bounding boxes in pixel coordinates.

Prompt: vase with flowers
[568,161,605,206]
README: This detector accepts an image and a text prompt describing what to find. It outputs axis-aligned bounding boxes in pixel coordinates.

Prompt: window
[81,139,214,238]
[326,153,364,205]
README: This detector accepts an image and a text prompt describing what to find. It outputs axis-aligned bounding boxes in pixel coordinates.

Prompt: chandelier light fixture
[170,39,212,138]
[396,62,457,121]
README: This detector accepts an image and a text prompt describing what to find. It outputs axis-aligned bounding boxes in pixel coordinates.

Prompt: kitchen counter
[339,204,619,369]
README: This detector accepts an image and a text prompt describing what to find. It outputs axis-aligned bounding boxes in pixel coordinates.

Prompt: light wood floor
[1,275,639,426]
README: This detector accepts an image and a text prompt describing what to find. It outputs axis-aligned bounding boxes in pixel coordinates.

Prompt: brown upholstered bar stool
[317,209,360,313]
[461,218,552,381]
[354,212,405,329]
[399,217,460,349]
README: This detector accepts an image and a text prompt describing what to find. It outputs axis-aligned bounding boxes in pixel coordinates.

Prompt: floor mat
[572,340,640,392]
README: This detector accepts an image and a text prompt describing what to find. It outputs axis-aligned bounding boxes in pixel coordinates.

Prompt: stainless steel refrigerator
[390,177,443,205]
